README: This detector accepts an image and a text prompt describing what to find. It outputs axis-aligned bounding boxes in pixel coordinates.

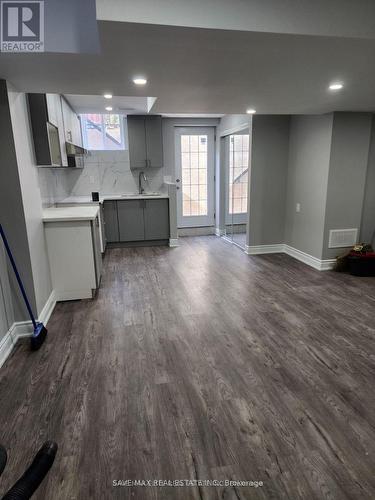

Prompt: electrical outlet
[296,203,301,213]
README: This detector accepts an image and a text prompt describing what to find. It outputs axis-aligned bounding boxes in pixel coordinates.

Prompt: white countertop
[42,206,100,222]
[58,193,169,204]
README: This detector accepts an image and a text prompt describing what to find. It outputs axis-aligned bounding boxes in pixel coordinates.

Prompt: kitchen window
[80,114,127,151]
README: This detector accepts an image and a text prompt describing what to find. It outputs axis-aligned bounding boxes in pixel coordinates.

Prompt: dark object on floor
[348,252,375,276]
[334,252,350,272]
[1,441,57,500]
[335,241,374,273]
[0,224,47,350]
[0,446,7,477]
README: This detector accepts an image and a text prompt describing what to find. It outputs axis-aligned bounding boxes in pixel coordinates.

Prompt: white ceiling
[97,0,375,40]
[64,94,156,114]
[1,20,375,114]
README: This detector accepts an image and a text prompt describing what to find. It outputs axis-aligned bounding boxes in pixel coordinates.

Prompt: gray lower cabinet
[103,199,170,243]
[118,200,145,241]
[103,200,119,242]
[144,200,169,240]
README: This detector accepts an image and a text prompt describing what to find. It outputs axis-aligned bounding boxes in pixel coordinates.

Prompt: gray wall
[248,115,290,246]
[322,113,372,259]
[285,114,333,259]
[360,117,375,244]
[7,84,54,315]
[0,80,38,321]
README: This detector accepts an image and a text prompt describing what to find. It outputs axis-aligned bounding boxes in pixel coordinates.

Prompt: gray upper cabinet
[117,200,145,241]
[144,199,169,240]
[128,115,163,169]
[145,116,163,168]
[127,116,148,170]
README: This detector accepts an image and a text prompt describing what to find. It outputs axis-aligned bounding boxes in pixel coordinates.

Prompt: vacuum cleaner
[0,224,47,350]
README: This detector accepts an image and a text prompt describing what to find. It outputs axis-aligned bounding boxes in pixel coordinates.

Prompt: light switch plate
[296,203,301,213]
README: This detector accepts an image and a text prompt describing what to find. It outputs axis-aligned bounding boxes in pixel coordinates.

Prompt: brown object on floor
[0,236,374,499]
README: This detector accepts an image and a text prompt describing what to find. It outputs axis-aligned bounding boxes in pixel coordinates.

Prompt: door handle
[176,179,180,183]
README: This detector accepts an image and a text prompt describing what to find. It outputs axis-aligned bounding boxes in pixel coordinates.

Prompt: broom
[0,224,47,350]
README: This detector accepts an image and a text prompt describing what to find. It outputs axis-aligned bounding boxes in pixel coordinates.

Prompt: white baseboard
[169,238,179,247]
[244,244,336,271]
[0,325,16,369]
[54,289,92,301]
[38,290,56,325]
[0,290,57,369]
[178,227,215,236]
[283,245,336,271]
[245,244,284,255]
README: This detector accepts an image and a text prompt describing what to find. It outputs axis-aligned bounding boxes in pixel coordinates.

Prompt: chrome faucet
[139,171,147,194]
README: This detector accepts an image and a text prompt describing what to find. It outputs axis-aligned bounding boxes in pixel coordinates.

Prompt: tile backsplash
[38,150,165,206]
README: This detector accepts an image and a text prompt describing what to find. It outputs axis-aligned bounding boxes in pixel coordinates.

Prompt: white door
[175,127,215,228]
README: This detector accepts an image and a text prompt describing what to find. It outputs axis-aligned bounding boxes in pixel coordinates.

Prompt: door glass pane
[181,135,208,217]
[229,134,249,215]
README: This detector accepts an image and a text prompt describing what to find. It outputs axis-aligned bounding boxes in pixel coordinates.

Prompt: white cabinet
[44,213,102,301]
[45,94,59,127]
[61,97,82,147]
[56,202,106,253]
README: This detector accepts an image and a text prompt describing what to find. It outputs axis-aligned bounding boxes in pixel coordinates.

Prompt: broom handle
[0,224,37,329]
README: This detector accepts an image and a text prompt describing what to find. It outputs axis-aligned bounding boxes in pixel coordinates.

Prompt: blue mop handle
[0,224,37,329]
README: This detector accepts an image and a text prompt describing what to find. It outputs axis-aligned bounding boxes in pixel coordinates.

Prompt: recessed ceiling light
[103,93,112,99]
[246,108,256,114]
[105,106,113,111]
[133,77,147,85]
[329,82,344,91]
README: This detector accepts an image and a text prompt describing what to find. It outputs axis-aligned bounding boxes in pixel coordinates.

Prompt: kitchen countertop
[59,193,169,204]
[42,206,100,222]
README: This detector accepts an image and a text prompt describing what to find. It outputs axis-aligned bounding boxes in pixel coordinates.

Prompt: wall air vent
[328,228,358,248]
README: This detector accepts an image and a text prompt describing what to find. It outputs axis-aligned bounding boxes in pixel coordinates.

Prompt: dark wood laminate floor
[0,236,375,500]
